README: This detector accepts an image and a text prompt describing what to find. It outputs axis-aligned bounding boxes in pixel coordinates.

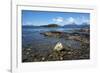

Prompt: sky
[22,10,90,26]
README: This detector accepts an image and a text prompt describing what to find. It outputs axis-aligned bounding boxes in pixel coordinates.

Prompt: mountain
[63,24,89,28]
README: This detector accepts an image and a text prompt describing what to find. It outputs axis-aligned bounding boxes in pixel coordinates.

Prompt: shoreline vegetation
[22,24,90,62]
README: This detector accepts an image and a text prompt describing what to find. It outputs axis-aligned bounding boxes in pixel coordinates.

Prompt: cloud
[52,17,64,23]
[52,16,89,25]
[67,17,75,23]
[65,17,89,25]
[65,17,76,24]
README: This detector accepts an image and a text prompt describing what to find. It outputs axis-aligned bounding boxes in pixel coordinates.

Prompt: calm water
[22,27,81,53]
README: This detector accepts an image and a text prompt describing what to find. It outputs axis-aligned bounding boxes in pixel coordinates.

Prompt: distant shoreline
[22,24,90,29]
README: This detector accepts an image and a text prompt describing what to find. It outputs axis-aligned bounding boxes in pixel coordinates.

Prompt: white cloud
[65,17,89,25]
[52,17,64,23]
[65,17,76,24]
[68,17,75,23]
[52,16,89,25]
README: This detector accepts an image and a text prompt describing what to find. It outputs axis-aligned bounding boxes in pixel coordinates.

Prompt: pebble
[42,57,45,60]
[27,48,31,51]
[26,52,30,55]
[60,57,63,60]
[67,51,72,54]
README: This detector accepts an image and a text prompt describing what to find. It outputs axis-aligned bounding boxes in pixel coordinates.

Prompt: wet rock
[42,32,53,36]
[41,31,63,37]
[68,36,81,41]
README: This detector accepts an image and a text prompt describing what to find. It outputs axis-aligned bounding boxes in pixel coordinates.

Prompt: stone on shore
[53,42,64,52]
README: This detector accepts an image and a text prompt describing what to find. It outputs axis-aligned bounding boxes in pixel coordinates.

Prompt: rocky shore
[22,28,90,62]
[41,28,89,43]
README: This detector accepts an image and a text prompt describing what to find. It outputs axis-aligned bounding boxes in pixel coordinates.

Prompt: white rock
[53,42,64,51]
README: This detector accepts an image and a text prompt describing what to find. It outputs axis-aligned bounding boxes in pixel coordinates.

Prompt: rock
[60,57,63,60]
[68,36,81,41]
[67,51,72,55]
[26,52,30,55]
[53,42,64,51]
[27,48,31,51]
[41,31,62,37]
[41,57,45,61]
[43,32,53,36]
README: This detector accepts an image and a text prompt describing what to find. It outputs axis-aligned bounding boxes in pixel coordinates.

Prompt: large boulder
[53,42,64,51]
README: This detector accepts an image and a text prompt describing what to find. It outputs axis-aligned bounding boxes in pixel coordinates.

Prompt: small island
[40,24,60,27]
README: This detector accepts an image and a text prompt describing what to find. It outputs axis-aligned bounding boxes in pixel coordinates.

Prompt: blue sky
[22,10,90,26]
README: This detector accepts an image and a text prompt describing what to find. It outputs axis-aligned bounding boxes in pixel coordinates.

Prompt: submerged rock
[53,42,64,51]
[41,31,63,37]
